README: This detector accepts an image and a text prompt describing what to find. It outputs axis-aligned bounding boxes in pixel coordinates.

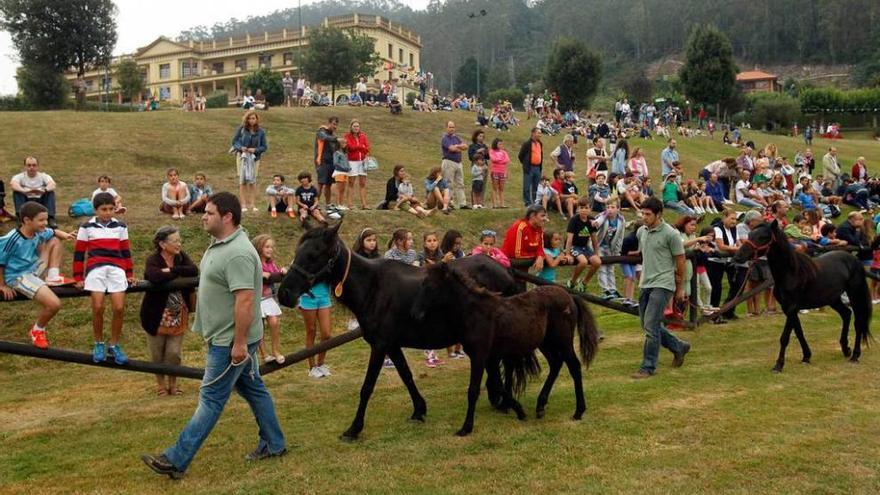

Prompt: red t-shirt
[502,219,544,260]
[551,179,564,195]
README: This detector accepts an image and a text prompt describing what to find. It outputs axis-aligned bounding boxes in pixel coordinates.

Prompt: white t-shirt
[356,82,367,93]
[12,172,54,198]
[735,179,750,202]
[91,187,119,200]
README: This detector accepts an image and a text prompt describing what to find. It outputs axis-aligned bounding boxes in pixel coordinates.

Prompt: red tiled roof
[736,70,777,81]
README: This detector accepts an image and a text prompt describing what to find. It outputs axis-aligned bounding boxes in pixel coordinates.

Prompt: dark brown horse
[411,262,600,435]
[734,220,872,372]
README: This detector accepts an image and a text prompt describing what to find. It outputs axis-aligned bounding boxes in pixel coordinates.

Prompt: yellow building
[66,14,421,104]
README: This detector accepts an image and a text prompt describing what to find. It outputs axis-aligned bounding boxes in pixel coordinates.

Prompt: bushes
[799,87,880,113]
[16,63,69,109]
[485,87,525,109]
[746,93,801,131]
[405,91,417,106]
[242,68,283,106]
[0,95,33,111]
[205,91,229,109]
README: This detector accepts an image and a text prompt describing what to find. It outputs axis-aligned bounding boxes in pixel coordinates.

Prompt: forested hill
[178,0,880,91]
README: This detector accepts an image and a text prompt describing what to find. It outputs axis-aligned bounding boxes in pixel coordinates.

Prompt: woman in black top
[380,165,406,209]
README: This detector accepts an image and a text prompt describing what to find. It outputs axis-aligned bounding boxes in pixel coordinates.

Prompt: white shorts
[84,265,128,293]
[261,297,282,317]
[348,160,366,177]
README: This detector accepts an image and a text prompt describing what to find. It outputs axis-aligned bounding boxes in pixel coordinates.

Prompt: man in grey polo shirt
[632,197,691,379]
[142,192,286,479]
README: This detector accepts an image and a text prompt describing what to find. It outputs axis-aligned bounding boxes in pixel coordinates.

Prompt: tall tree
[115,59,145,105]
[15,63,69,109]
[0,0,117,78]
[544,38,602,110]
[454,57,486,97]
[301,26,375,101]
[679,25,737,118]
[242,67,284,106]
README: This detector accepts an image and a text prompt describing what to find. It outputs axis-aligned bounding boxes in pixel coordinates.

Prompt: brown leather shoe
[631,370,653,379]
[672,342,691,368]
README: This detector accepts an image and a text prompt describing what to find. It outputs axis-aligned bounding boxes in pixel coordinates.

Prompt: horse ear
[324,219,342,241]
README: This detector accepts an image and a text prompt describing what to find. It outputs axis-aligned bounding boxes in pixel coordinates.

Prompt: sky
[0,0,431,96]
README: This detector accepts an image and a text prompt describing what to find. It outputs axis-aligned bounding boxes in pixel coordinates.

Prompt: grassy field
[0,107,879,494]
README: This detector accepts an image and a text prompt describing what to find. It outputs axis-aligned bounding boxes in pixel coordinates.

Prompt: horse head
[734,219,782,263]
[277,219,343,308]
[410,262,454,321]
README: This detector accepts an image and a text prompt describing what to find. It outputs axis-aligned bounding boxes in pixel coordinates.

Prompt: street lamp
[467,9,487,98]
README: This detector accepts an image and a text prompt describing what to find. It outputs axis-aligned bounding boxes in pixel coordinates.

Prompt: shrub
[0,95,32,111]
[485,87,525,109]
[205,91,229,109]
[16,63,69,109]
[75,101,139,112]
[746,93,801,131]
[242,68,283,106]
[405,91,417,106]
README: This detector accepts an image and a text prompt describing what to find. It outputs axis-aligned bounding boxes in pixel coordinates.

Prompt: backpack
[68,198,95,218]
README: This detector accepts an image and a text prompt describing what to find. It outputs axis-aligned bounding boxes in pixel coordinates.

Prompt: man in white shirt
[356,77,368,105]
[11,156,58,228]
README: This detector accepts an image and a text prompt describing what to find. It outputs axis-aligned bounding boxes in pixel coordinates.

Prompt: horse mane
[448,266,502,300]
[769,222,818,285]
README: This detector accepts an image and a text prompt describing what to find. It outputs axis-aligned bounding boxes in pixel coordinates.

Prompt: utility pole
[298,0,304,78]
[468,9,487,98]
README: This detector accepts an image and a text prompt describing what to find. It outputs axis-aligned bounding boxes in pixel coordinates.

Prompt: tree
[544,38,602,110]
[115,59,144,105]
[679,25,737,118]
[454,57,486,97]
[301,27,377,101]
[487,63,512,93]
[242,67,284,106]
[15,63,69,109]
[622,71,654,103]
[0,0,117,78]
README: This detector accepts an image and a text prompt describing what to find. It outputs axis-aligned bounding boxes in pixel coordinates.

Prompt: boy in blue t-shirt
[0,201,75,349]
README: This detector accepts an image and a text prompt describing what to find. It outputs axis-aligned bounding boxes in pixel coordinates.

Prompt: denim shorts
[621,263,637,279]
[298,282,332,310]
[571,246,595,259]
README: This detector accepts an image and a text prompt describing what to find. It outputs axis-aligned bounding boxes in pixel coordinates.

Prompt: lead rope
[200,352,253,389]
[334,246,352,298]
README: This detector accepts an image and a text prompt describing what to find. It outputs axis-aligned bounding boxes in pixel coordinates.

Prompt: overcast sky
[0,0,430,96]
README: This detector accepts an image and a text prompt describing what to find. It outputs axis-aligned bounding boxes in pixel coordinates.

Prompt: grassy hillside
[0,108,879,494]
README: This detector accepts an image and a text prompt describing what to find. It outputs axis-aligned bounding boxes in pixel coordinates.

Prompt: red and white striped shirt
[73,217,133,281]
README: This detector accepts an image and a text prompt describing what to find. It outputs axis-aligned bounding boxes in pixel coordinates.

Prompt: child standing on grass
[266,174,296,218]
[299,278,333,378]
[91,175,127,215]
[471,230,510,267]
[594,199,625,300]
[421,231,443,265]
[696,227,716,310]
[441,230,466,359]
[0,201,75,349]
[73,192,135,364]
[619,221,642,307]
[470,151,489,209]
[295,172,325,225]
[538,231,567,282]
[253,234,287,364]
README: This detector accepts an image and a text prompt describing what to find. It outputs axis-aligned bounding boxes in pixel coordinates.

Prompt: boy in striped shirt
[73,192,135,364]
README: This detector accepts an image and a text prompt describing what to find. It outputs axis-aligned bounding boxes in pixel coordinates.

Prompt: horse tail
[849,266,873,346]
[573,296,601,367]
[502,353,541,398]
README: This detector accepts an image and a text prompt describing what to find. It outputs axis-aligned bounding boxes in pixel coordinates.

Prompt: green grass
[0,108,879,494]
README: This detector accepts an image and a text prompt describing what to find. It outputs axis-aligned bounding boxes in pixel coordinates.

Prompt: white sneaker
[318,364,332,377]
[347,317,360,331]
[251,207,259,212]
[308,367,322,378]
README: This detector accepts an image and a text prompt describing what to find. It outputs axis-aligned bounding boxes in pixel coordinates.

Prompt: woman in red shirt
[344,119,371,209]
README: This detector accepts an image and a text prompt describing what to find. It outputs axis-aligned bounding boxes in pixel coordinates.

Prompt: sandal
[275,354,286,364]
[157,388,169,397]
[171,388,183,396]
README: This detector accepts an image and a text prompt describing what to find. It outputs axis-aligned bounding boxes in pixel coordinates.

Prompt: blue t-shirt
[538,247,560,282]
[0,228,55,284]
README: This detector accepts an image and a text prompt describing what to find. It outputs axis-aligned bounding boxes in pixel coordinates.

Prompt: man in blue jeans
[142,192,286,478]
[632,197,691,379]
[517,127,543,206]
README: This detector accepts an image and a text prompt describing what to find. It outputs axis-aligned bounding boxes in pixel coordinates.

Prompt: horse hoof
[842,348,852,358]
[339,433,359,443]
[849,357,860,364]
[516,413,527,421]
[409,414,425,423]
[455,428,472,437]
[801,359,811,365]
[572,414,583,421]
[772,366,783,374]
[535,409,545,419]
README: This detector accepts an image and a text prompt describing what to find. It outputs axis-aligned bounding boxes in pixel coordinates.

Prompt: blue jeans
[522,166,542,206]
[164,341,285,472]
[638,287,687,374]
[664,200,696,216]
[13,190,56,218]
[737,197,763,208]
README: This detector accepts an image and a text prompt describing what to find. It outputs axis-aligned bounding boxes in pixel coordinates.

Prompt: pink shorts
[491,171,507,181]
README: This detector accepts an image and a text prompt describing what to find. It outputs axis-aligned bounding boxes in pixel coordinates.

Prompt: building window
[159,87,171,100]
[159,63,170,79]
[259,54,272,68]
[212,62,224,74]
[181,60,198,78]
[283,52,294,65]
[409,53,414,67]
[235,59,248,71]
[85,79,94,88]
[399,48,403,63]
[101,76,112,89]
[139,68,148,84]
[387,43,392,58]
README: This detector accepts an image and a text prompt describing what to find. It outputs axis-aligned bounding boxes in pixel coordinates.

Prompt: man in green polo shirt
[632,197,691,379]
[142,192,286,479]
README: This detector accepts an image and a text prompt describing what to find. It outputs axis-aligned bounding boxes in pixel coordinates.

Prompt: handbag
[333,151,351,173]
[364,156,379,171]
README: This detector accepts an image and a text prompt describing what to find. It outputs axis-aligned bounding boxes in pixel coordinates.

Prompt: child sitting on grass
[159,168,190,219]
[91,175,127,215]
[384,229,420,266]
[536,176,564,219]
[73,192,135,364]
[294,172,325,225]
[471,229,510,267]
[266,174,296,218]
[0,201,75,348]
[253,234,287,364]
[396,171,433,218]
[188,172,213,213]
